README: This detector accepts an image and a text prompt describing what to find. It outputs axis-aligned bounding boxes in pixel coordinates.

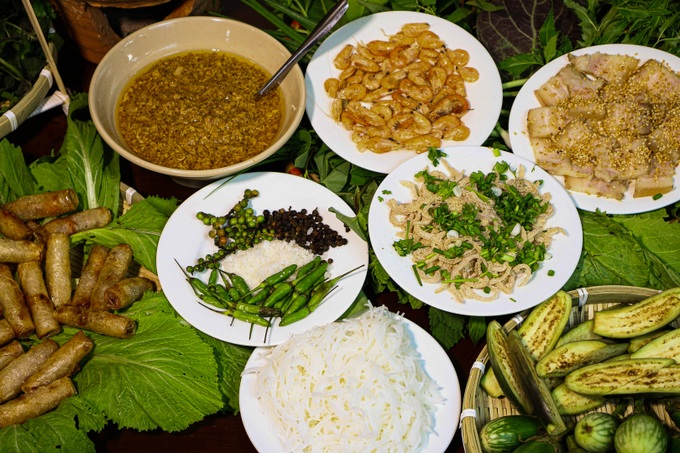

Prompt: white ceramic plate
[239,313,461,453]
[156,172,368,347]
[508,44,680,214]
[305,11,502,174]
[368,146,582,316]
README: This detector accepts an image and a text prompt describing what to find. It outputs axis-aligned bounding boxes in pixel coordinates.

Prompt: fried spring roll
[90,244,133,310]
[54,306,136,339]
[104,277,154,310]
[71,245,109,307]
[45,233,72,309]
[0,209,34,240]
[38,206,112,237]
[0,339,59,403]
[0,341,23,371]
[17,262,61,339]
[0,238,44,263]
[22,331,93,392]
[0,264,35,339]
[2,189,78,222]
[0,376,76,427]
[0,319,16,346]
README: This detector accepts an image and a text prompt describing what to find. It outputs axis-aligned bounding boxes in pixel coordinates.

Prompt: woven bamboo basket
[461,285,670,453]
[0,42,59,140]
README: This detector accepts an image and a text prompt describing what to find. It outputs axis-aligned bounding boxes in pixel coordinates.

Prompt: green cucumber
[574,412,618,453]
[513,436,560,453]
[487,320,533,414]
[556,320,603,348]
[518,290,573,361]
[479,414,544,453]
[631,328,680,361]
[536,340,629,378]
[593,287,680,339]
[508,330,567,436]
[564,358,675,396]
[551,382,605,415]
[614,413,668,453]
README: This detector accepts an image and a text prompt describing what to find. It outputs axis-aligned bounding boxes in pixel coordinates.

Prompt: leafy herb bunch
[0,0,58,114]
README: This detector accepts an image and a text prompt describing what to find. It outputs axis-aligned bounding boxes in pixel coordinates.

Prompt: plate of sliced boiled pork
[508,44,680,214]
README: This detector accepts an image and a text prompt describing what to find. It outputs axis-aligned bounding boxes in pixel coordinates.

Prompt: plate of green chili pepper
[368,146,582,316]
[157,171,369,347]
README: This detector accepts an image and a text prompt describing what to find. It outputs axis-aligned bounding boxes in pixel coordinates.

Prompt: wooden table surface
[7,3,484,452]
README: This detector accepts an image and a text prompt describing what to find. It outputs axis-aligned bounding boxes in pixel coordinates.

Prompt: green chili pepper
[253,264,298,292]
[199,294,226,308]
[208,268,219,286]
[235,302,280,317]
[282,293,309,317]
[279,306,310,326]
[307,283,339,312]
[245,287,272,305]
[226,272,250,297]
[292,260,329,295]
[188,277,212,297]
[210,284,233,305]
[230,309,270,327]
[228,287,241,300]
[264,282,293,308]
[292,256,321,284]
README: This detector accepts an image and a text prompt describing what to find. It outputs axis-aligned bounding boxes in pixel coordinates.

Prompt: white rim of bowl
[89,16,306,179]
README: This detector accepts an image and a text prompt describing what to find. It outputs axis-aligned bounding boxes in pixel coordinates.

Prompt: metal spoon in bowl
[257,0,349,97]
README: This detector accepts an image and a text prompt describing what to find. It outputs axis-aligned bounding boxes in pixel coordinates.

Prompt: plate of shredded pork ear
[508,44,680,214]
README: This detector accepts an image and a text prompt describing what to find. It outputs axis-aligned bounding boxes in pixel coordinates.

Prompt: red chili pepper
[285,162,303,176]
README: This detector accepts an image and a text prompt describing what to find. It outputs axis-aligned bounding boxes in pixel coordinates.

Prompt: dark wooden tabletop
[7,2,483,451]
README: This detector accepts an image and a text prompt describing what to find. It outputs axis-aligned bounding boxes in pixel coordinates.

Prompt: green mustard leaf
[611,209,680,288]
[428,307,466,349]
[196,332,253,414]
[0,396,97,453]
[564,211,666,290]
[70,198,173,274]
[0,139,35,203]
[74,293,223,432]
[62,118,119,213]
[29,155,70,194]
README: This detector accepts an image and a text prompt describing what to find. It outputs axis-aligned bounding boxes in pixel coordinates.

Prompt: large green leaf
[71,197,176,274]
[0,139,35,203]
[75,293,223,432]
[197,333,253,414]
[565,210,680,290]
[0,396,100,453]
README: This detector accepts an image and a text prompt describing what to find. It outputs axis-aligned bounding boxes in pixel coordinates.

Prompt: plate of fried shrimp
[305,11,502,174]
[368,146,583,316]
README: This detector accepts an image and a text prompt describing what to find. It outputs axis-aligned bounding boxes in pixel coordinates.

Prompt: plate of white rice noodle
[239,305,460,452]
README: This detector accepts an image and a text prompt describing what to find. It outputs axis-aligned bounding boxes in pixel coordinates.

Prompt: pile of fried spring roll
[0,189,155,426]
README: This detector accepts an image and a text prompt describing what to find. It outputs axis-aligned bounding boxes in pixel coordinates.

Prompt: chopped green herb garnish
[412,264,423,286]
[427,147,447,166]
[377,196,384,202]
[382,189,392,195]
[547,269,555,276]
[653,193,663,200]
[393,238,424,256]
